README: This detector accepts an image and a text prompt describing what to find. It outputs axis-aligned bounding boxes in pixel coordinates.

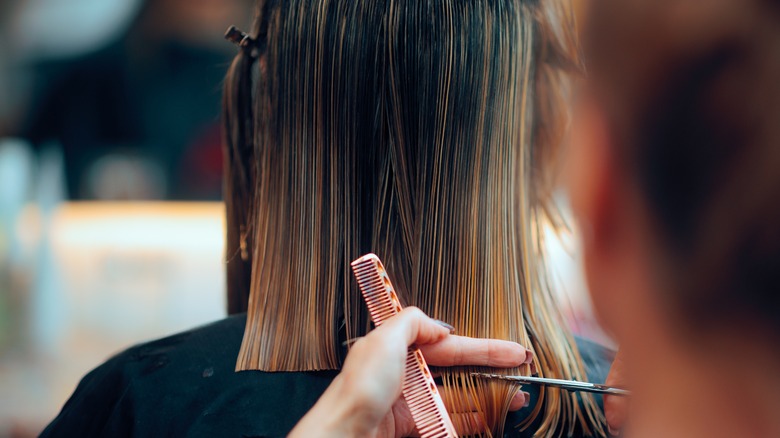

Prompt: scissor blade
[470,372,631,396]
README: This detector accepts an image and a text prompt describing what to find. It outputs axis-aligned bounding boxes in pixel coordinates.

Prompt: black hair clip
[224,25,259,58]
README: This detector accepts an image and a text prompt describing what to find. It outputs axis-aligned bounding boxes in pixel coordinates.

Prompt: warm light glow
[49,202,225,251]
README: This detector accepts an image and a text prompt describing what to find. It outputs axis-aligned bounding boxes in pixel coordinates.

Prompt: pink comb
[351,253,458,438]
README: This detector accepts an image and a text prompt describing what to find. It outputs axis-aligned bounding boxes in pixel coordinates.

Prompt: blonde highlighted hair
[223,1,604,436]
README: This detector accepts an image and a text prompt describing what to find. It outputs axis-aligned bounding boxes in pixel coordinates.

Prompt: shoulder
[41,315,338,437]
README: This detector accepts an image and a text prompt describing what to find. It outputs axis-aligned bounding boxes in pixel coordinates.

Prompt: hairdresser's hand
[604,349,630,436]
[289,307,533,438]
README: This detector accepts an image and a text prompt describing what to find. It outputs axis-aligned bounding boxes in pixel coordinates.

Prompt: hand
[604,349,629,436]
[289,307,533,438]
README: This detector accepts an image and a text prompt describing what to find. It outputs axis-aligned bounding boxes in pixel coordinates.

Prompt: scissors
[471,373,631,397]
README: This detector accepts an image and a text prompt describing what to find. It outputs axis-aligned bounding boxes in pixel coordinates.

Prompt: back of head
[224,0,604,435]
[585,0,780,339]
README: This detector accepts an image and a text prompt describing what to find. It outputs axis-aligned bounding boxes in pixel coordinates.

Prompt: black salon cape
[41,314,613,437]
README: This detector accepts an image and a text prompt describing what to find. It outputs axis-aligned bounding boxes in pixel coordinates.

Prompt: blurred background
[1,0,253,200]
[0,0,249,435]
[0,1,607,436]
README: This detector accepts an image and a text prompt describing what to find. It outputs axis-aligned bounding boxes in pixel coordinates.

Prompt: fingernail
[433,319,456,334]
[524,350,534,364]
[522,391,531,407]
[608,425,620,436]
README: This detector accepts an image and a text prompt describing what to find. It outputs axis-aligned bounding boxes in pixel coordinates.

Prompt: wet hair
[586,0,780,337]
[223,0,605,435]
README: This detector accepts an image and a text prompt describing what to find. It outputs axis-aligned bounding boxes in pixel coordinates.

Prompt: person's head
[570,0,780,396]
[223,0,604,435]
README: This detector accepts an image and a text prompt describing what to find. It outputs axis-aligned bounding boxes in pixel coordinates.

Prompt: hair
[585,0,780,337]
[223,0,605,436]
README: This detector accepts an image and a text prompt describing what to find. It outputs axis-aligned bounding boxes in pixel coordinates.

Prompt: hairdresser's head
[570,0,780,394]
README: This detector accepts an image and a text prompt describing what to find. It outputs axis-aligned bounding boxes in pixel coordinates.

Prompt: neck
[627,330,780,438]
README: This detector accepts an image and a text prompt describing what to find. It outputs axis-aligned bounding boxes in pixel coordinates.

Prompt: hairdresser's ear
[566,99,624,332]
[566,99,614,244]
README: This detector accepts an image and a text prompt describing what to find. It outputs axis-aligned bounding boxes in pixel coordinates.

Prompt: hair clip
[224,25,259,58]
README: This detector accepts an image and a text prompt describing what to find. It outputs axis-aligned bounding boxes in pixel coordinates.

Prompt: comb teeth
[351,254,404,325]
[351,254,458,438]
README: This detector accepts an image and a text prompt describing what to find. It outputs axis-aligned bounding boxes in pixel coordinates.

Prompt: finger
[389,398,418,438]
[375,307,450,348]
[509,390,531,411]
[392,398,487,438]
[419,335,530,367]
